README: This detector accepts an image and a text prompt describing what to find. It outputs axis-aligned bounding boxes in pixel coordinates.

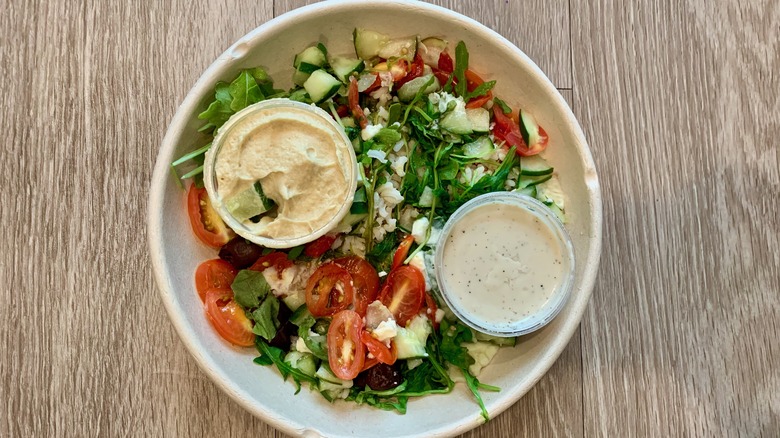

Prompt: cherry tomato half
[361,331,396,365]
[304,234,337,258]
[187,183,235,248]
[249,251,293,273]
[379,265,425,327]
[333,256,379,316]
[204,288,255,347]
[392,235,415,269]
[327,310,365,380]
[195,259,238,302]
[305,263,355,317]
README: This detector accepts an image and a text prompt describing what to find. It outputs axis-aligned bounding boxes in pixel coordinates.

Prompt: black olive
[354,363,403,391]
[218,237,264,269]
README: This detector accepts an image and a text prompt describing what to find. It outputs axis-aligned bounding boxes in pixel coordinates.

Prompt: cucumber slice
[439,102,472,135]
[519,109,547,148]
[282,292,306,312]
[466,107,490,132]
[330,56,365,83]
[293,45,327,70]
[353,28,389,60]
[474,331,517,347]
[514,185,537,198]
[419,36,447,66]
[463,341,500,377]
[303,69,342,103]
[377,36,417,61]
[293,45,329,84]
[316,364,352,386]
[288,87,310,103]
[224,183,272,222]
[397,74,440,102]
[535,176,565,210]
[292,69,311,87]
[520,155,553,176]
[394,315,431,359]
[283,351,318,378]
[461,136,494,158]
[517,173,553,189]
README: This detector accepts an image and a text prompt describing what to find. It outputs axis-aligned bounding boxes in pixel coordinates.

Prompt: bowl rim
[148,1,602,437]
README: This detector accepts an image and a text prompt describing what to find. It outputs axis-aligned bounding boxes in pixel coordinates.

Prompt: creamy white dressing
[440,202,566,330]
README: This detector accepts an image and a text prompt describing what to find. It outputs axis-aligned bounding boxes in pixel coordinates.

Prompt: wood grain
[2,0,778,437]
[571,0,780,436]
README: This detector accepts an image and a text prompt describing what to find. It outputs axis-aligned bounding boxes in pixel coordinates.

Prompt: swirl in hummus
[212,101,355,241]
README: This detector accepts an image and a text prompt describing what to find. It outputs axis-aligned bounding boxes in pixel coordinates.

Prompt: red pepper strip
[348,76,368,129]
[395,54,424,88]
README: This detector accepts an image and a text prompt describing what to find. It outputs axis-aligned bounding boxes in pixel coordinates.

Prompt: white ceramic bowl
[149,1,602,437]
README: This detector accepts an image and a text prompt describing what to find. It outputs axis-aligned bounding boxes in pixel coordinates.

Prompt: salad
[172,29,565,420]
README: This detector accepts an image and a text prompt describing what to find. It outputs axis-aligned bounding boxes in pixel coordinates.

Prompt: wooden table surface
[3,0,778,436]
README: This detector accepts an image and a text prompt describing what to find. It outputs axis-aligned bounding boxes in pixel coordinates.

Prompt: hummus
[211,100,355,241]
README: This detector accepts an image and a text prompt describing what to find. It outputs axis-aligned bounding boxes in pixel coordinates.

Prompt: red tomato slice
[327,310,365,380]
[464,69,493,108]
[493,107,549,156]
[195,259,238,302]
[379,265,425,327]
[335,104,349,118]
[333,256,379,316]
[392,235,415,269]
[249,251,293,274]
[492,106,526,148]
[348,77,369,129]
[438,51,454,73]
[305,263,355,317]
[395,53,424,88]
[204,288,255,347]
[361,356,379,372]
[361,331,396,365]
[304,234,337,258]
[187,183,235,248]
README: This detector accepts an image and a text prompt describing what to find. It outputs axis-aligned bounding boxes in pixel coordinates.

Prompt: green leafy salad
[173,29,565,421]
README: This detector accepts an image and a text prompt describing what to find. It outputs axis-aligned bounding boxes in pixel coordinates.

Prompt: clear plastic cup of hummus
[433,191,576,337]
[203,98,358,248]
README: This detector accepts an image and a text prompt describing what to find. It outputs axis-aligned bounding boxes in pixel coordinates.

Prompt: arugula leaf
[253,355,273,366]
[255,339,317,392]
[298,316,329,360]
[467,80,496,100]
[439,319,475,369]
[231,270,270,309]
[454,41,469,98]
[251,295,280,340]
[287,245,305,260]
[198,81,233,131]
[461,368,493,422]
[366,232,398,273]
[437,159,459,181]
[229,70,263,112]
[493,97,512,114]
